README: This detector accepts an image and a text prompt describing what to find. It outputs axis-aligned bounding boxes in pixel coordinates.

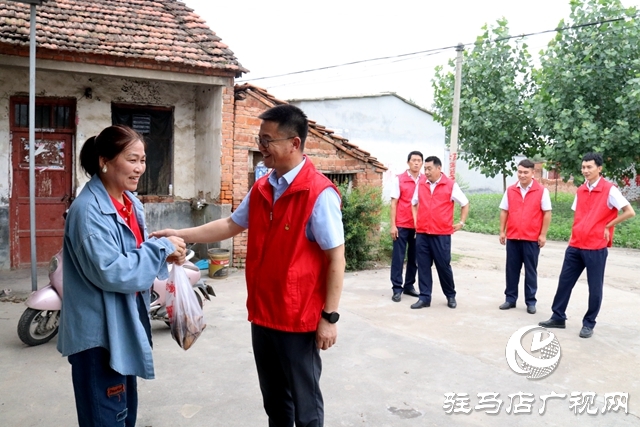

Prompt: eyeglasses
[255,135,295,148]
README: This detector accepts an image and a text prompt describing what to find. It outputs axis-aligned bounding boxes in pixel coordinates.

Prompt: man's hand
[538,235,547,248]
[390,225,398,240]
[150,228,177,239]
[499,232,506,245]
[453,223,464,233]
[316,319,337,350]
[604,227,610,243]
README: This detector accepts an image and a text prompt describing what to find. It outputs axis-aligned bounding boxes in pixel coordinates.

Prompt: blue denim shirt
[57,174,175,379]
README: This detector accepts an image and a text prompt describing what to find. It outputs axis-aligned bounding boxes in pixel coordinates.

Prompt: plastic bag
[166,264,206,350]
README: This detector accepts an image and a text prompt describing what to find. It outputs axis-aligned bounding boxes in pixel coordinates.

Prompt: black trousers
[251,323,323,427]
[416,233,456,303]
[505,239,540,306]
[390,227,418,293]
[551,246,607,329]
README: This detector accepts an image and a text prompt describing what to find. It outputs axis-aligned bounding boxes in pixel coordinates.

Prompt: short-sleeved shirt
[389,171,421,200]
[231,158,344,251]
[411,174,469,206]
[570,177,630,211]
[499,181,552,211]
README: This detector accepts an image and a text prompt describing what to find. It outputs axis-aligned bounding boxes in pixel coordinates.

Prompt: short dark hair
[407,151,424,162]
[518,159,535,169]
[259,105,309,151]
[582,152,603,167]
[424,156,442,167]
[79,125,145,176]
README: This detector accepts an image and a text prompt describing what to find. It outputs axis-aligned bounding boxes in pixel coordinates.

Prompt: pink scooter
[17,249,214,346]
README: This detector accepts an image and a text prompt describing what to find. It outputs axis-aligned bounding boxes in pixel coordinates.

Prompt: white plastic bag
[166,265,206,350]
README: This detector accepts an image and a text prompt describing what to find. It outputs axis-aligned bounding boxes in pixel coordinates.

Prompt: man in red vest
[389,151,424,302]
[539,153,635,338]
[410,156,469,309]
[498,159,552,314]
[153,105,345,425]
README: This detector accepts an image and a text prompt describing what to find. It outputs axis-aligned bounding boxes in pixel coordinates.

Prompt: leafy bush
[339,184,384,271]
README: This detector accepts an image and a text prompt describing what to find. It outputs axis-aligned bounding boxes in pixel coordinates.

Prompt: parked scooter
[17,249,214,346]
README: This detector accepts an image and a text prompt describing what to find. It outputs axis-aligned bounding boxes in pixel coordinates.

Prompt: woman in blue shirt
[57,125,186,427]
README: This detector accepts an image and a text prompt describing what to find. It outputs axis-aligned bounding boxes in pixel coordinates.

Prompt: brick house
[229,84,387,267]
[0,1,385,271]
[0,0,245,269]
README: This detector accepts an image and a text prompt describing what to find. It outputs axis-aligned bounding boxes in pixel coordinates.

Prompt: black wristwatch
[321,310,340,324]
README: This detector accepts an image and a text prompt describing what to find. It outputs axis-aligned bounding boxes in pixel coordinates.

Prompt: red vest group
[245,158,339,332]
[570,179,618,249]
[416,173,455,235]
[505,179,544,242]
[395,172,421,229]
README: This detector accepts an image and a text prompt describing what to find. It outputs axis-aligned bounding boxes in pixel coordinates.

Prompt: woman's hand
[166,235,187,265]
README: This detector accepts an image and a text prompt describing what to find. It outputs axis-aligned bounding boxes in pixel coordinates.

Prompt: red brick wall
[226,90,385,267]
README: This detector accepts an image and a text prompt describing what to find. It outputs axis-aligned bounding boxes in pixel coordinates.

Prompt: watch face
[327,312,340,323]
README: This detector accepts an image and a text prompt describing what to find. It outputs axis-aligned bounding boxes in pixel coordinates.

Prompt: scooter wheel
[17,308,60,346]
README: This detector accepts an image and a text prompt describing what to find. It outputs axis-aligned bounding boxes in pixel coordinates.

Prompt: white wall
[291,95,446,199]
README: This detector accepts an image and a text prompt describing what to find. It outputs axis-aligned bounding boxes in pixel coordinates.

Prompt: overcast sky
[184,0,640,109]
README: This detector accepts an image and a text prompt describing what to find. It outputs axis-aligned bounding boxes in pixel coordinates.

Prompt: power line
[237,12,638,83]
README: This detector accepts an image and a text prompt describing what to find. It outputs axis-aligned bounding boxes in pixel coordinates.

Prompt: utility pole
[448,43,464,180]
[10,0,47,290]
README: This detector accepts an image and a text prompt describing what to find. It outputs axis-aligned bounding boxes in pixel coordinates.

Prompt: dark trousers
[551,246,608,329]
[251,323,323,427]
[390,227,418,293]
[68,347,138,427]
[416,233,456,303]
[505,239,540,306]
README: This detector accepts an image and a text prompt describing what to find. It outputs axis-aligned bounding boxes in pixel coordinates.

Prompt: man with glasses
[152,104,345,426]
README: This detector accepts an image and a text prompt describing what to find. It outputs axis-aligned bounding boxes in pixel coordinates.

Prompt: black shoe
[538,318,566,328]
[403,288,420,297]
[392,292,401,302]
[527,305,536,314]
[499,301,516,310]
[410,300,430,309]
[579,326,593,338]
[447,297,457,309]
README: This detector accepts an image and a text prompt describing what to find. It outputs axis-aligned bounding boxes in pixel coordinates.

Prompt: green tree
[535,0,640,185]
[432,19,541,190]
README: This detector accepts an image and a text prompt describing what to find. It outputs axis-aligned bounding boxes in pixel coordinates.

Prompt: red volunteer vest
[505,179,544,241]
[245,158,339,332]
[395,172,421,229]
[569,179,618,249]
[416,173,454,235]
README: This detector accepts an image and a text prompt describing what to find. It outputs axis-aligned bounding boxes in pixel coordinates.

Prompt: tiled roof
[0,0,247,77]
[235,83,387,171]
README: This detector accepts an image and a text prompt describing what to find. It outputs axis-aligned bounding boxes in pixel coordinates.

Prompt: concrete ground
[0,231,639,426]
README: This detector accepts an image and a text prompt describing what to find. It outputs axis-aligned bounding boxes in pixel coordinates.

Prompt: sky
[183,0,640,110]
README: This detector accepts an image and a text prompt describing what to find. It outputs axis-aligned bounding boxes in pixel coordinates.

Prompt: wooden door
[10,131,73,267]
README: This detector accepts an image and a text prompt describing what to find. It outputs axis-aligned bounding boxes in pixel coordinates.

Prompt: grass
[453,192,640,249]
[374,192,640,267]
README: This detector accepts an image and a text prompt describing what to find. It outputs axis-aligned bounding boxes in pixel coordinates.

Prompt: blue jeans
[505,239,540,306]
[390,227,418,293]
[551,246,607,329]
[68,347,138,427]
